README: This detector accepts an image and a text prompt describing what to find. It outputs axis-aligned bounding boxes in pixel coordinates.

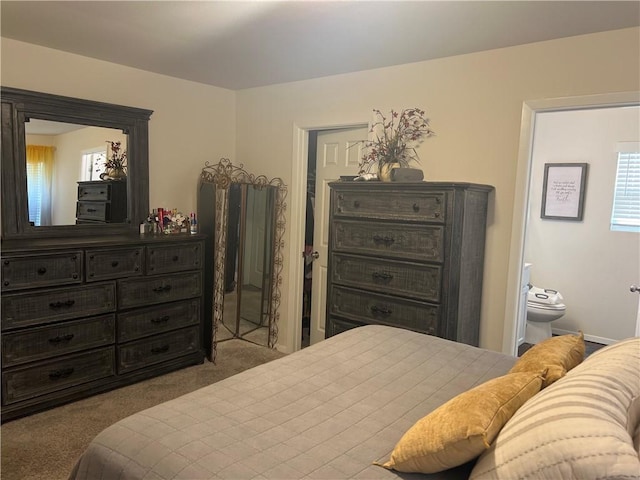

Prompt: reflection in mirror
[1,87,152,240]
[198,159,286,360]
[25,119,127,226]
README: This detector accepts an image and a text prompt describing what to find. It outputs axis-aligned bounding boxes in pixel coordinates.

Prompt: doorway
[301,126,368,348]
[503,92,640,356]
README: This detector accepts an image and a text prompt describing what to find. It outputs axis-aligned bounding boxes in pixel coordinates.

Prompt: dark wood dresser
[76,180,128,224]
[1,234,205,421]
[325,181,493,346]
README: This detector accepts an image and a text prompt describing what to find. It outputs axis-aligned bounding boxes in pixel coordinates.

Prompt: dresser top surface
[329,180,494,191]
[1,233,206,254]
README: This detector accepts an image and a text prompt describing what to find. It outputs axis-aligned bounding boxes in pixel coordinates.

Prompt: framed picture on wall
[541,163,589,221]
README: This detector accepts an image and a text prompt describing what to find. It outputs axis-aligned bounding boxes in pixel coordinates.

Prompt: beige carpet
[0,340,286,480]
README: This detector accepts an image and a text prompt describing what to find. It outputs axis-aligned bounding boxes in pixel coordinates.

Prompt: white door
[309,126,368,345]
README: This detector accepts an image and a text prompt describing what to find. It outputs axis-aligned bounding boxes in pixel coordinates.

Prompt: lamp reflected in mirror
[198,159,286,360]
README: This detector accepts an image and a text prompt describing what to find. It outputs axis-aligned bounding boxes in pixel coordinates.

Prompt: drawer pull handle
[151,345,170,355]
[49,333,75,344]
[413,203,420,212]
[353,200,360,208]
[371,305,392,316]
[111,260,119,267]
[49,300,75,309]
[372,272,394,282]
[172,255,179,262]
[37,267,47,275]
[87,208,97,213]
[152,285,172,293]
[434,212,441,218]
[49,367,74,380]
[372,235,395,246]
[151,315,170,324]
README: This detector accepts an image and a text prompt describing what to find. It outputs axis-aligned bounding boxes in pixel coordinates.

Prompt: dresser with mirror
[0,87,205,422]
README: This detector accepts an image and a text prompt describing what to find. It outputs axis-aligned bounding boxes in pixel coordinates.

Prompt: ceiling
[2,1,639,90]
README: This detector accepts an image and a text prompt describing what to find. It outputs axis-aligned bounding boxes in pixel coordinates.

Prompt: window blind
[26,160,44,226]
[611,151,640,232]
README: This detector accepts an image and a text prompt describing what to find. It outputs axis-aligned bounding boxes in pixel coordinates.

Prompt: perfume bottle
[190,212,198,234]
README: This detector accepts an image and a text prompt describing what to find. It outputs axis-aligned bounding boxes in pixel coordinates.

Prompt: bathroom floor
[518,337,606,358]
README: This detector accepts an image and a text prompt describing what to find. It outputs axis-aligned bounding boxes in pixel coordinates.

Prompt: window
[611,143,640,232]
[81,148,107,181]
[26,145,55,227]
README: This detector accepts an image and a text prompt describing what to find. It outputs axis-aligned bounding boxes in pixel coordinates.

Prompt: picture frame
[541,163,589,221]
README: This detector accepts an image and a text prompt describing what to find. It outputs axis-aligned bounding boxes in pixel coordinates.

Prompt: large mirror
[1,87,153,239]
[198,159,286,358]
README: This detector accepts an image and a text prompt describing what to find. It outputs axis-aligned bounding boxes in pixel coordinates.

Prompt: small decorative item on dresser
[358,108,435,181]
[104,140,127,180]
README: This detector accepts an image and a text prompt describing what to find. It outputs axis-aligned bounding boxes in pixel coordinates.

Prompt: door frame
[502,91,640,356]
[287,121,368,352]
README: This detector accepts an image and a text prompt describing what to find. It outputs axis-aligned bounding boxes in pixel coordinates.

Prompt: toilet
[524,286,566,344]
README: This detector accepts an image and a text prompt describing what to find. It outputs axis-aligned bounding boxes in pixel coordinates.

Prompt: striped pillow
[470,337,640,480]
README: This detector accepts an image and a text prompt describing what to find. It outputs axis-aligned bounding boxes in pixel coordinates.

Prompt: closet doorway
[302,126,368,347]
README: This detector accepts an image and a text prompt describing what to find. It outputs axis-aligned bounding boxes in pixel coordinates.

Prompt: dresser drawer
[117,326,200,374]
[117,271,202,309]
[146,242,202,275]
[331,253,442,302]
[118,299,200,342]
[332,220,444,262]
[2,347,115,404]
[76,201,108,222]
[1,251,83,291]
[329,285,439,335]
[1,282,116,331]
[77,183,111,201]
[333,190,445,222]
[86,247,144,281]
[2,314,115,367]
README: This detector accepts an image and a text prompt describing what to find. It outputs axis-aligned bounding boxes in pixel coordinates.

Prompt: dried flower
[358,108,435,174]
[105,141,127,172]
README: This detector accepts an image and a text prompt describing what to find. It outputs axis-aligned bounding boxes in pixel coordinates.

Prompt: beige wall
[3,28,639,354]
[526,106,640,343]
[234,27,640,353]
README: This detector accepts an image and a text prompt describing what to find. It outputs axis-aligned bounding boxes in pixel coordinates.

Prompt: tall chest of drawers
[1,234,205,421]
[326,181,493,346]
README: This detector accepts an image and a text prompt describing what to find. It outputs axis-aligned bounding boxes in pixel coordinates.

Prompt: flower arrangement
[105,140,127,174]
[358,108,435,175]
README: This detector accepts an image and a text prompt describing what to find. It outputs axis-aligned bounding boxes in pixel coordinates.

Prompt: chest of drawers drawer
[117,299,200,342]
[1,282,116,330]
[146,243,202,274]
[77,183,111,201]
[2,347,115,405]
[333,189,445,222]
[117,326,200,374]
[331,253,442,302]
[76,201,109,222]
[117,271,202,309]
[1,251,83,291]
[86,247,144,281]
[329,285,439,335]
[332,219,444,262]
[2,314,115,367]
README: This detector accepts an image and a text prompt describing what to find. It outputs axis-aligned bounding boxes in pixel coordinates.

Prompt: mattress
[69,325,516,479]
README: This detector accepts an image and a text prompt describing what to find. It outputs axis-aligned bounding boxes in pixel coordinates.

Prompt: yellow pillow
[509,332,585,387]
[376,371,544,474]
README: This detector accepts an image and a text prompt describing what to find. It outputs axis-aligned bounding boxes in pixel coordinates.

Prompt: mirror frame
[200,158,287,355]
[1,87,153,239]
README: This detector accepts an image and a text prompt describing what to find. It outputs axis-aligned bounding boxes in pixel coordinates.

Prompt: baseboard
[551,327,616,345]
